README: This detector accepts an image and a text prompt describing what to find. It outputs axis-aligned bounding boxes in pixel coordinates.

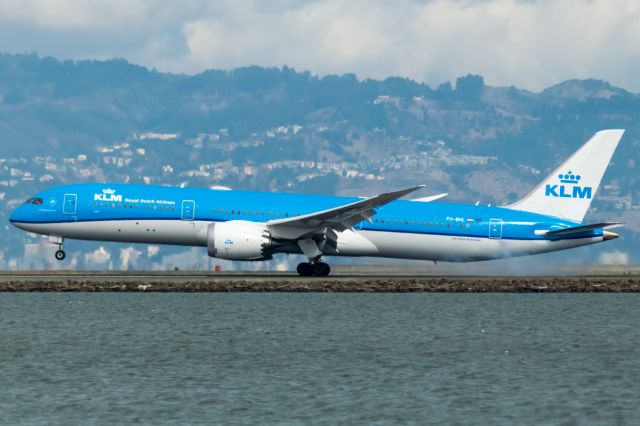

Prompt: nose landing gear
[51,237,66,261]
[297,258,331,277]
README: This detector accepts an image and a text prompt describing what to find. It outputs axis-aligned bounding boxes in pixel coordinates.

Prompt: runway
[0,272,638,292]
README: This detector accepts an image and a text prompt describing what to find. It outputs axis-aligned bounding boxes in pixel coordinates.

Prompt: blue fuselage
[9,183,611,264]
[10,183,587,239]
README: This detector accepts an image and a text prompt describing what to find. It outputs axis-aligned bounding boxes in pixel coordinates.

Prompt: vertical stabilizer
[505,129,625,223]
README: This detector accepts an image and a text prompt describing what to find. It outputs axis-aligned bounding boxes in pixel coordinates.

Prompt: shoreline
[0,274,638,292]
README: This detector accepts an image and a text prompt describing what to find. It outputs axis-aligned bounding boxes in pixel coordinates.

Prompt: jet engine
[207,221,272,260]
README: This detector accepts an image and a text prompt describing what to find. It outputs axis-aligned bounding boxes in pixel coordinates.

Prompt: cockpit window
[25,197,43,205]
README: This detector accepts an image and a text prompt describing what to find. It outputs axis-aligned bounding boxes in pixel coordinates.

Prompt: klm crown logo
[545,171,592,199]
[94,188,122,202]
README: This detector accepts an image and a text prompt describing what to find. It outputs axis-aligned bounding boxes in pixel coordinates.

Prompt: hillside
[1,53,638,269]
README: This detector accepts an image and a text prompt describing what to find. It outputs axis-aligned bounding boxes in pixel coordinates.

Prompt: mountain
[0,53,638,269]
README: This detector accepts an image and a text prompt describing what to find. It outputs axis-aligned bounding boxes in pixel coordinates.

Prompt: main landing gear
[297,258,331,277]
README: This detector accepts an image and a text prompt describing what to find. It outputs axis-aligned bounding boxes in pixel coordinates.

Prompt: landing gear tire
[55,250,66,261]
[296,261,331,277]
[297,262,314,276]
[313,262,330,276]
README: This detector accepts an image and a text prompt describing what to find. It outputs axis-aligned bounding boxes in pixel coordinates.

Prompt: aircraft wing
[266,185,425,240]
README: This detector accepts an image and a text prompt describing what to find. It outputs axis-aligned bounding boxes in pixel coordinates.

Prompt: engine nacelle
[207,221,272,260]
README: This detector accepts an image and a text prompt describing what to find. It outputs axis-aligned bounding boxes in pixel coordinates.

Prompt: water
[1,294,638,425]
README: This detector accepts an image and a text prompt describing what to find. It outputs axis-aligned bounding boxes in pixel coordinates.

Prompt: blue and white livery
[10,130,625,275]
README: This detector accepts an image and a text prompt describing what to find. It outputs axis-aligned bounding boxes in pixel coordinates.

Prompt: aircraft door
[181,200,195,221]
[63,194,77,215]
[489,218,503,239]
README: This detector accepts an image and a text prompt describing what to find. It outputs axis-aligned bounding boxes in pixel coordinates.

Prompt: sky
[0,0,638,92]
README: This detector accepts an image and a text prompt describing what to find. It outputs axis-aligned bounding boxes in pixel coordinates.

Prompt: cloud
[147,245,160,258]
[120,246,142,270]
[84,246,111,264]
[0,0,153,30]
[0,0,638,91]
[598,250,629,266]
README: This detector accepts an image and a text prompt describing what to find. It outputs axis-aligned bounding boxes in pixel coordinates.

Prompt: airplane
[10,129,625,276]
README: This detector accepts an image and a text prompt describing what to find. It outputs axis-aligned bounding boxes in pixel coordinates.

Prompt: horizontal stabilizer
[545,222,623,236]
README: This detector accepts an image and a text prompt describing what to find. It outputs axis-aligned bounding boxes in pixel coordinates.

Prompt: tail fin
[505,129,625,223]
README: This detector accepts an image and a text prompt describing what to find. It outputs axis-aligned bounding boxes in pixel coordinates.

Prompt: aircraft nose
[9,205,27,227]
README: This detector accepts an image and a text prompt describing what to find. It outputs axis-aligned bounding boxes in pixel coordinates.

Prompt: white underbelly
[16,220,209,247]
[342,230,602,262]
[17,220,603,262]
